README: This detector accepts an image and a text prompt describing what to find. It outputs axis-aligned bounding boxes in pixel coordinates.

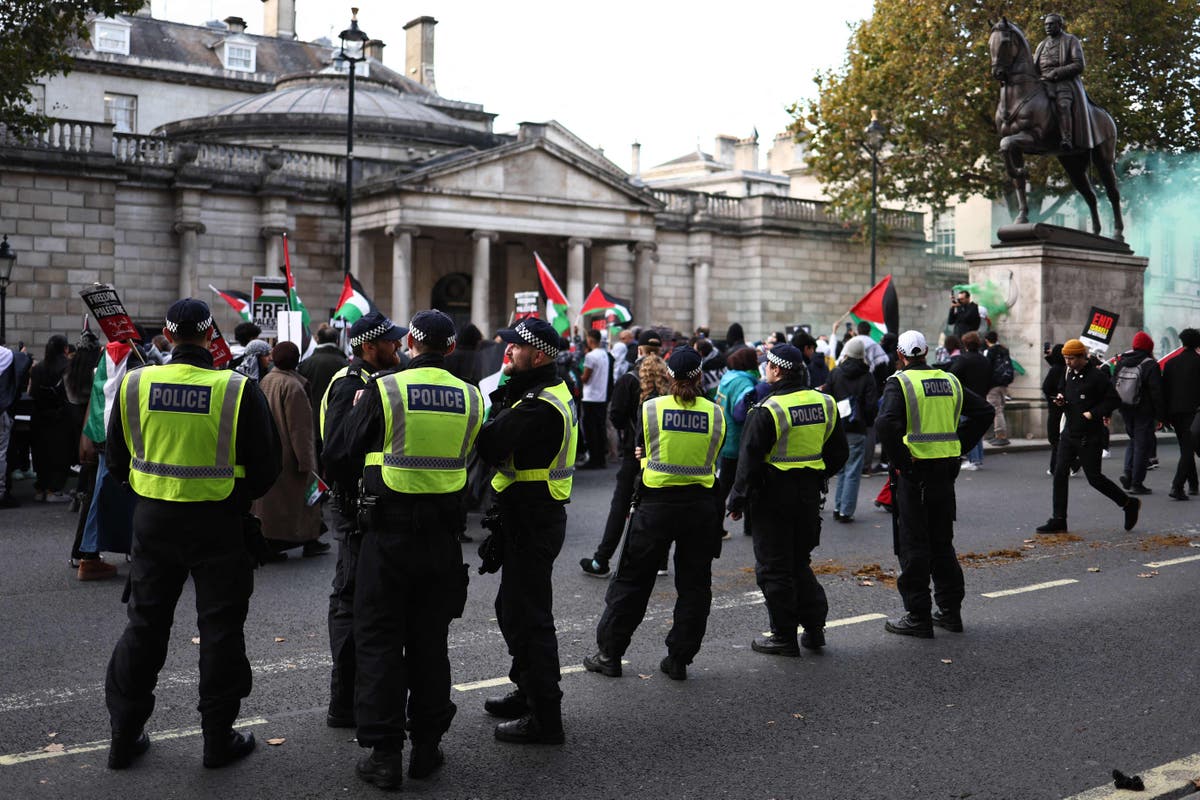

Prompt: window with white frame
[92,17,131,55]
[933,208,956,256]
[224,42,256,72]
[103,92,137,133]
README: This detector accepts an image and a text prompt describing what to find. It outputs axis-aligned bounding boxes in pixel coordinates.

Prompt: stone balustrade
[650,188,925,234]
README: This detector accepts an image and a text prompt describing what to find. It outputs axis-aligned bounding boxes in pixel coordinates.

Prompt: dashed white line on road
[453,660,631,693]
[1143,553,1200,569]
[981,579,1078,598]
[827,613,888,628]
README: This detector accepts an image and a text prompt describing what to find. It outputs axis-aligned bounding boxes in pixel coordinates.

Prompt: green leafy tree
[0,0,145,137]
[797,0,1200,224]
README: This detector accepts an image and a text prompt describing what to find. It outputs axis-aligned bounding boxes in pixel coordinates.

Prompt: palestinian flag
[282,233,311,327]
[534,252,570,336]
[209,285,251,322]
[83,340,133,444]
[580,284,633,325]
[306,473,329,506]
[333,273,376,324]
[847,274,900,342]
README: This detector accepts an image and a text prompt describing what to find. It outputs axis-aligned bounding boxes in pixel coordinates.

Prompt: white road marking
[1063,751,1200,799]
[453,660,630,693]
[1143,553,1200,568]
[981,579,1078,598]
[0,717,268,767]
[760,612,888,637]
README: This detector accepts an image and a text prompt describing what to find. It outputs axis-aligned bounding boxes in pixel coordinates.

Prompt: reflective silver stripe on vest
[459,385,482,461]
[215,371,245,467]
[125,369,146,460]
[130,459,235,479]
[536,388,574,474]
[894,372,962,443]
[765,393,835,462]
[705,405,725,471]
[644,397,663,464]
[381,454,466,470]
[549,467,574,480]
[124,368,243,475]
[644,397,722,477]
[379,375,407,459]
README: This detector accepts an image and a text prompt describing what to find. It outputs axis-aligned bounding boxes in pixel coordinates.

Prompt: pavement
[2,437,1199,799]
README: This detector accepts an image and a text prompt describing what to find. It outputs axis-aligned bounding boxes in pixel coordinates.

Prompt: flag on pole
[332,273,377,324]
[306,473,330,506]
[534,252,571,336]
[846,274,900,342]
[209,285,252,322]
[83,340,133,444]
[281,233,311,327]
[579,284,633,325]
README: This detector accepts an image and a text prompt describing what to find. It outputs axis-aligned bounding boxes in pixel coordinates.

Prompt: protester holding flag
[535,253,572,337]
[252,342,326,559]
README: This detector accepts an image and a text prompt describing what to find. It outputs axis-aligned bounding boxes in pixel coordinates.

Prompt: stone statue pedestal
[963,225,1148,438]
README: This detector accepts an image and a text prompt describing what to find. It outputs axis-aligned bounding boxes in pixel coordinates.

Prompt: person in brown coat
[253,341,328,558]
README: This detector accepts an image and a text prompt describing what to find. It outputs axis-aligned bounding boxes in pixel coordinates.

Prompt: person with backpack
[1160,328,1200,500]
[1112,331,1164,494]
[984,331,1014,447]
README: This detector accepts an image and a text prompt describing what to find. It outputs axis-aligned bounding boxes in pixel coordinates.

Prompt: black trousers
[596,489,719,664]
[326,502,360,717]
[1171,411,1197,492]
[893,460,964,618]
[594,453,639,563]
[581,401,608,467]
[1052,433,1128,520]
[105,500,253,735]
[1120,408,1156,486]
[496,496,566,716]
[354,497,466,751]
[751,469,827,636]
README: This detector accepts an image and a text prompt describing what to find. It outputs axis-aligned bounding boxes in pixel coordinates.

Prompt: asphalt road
[2,442,1198,799]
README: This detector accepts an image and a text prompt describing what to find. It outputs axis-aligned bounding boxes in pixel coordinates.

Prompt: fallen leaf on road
[637,674,652,680]
[47,732,57,738]
[1087,567,1101,573]
[1136,571,1159,579]
[941,659,953,664]
[266,738,286,746]
[1023,538,1036,543]
[857,580,874,587]
[191,637,200,645]
[792,713,804,719]
[274,637,286,643]
[1021,544,1035,550]
[43,743,64,753]
[766,720,775,726]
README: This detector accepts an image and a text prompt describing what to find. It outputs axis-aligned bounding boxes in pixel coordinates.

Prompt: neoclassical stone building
[1,4,946,350]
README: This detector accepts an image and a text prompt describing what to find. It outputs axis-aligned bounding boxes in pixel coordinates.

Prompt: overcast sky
[154,0,876,172]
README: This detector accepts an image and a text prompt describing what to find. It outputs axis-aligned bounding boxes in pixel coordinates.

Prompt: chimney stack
[734,130,759,172]
[714,135,737,166]
[261,0,296,40]
[404,16,437,90]
[223,16,247,34]
[631,141,641,178]
[364,39,386,61]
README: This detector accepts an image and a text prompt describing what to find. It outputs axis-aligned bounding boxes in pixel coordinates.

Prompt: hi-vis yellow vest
[120,364,247,502]
[759,389,836,471]
[365,367,483,494]
[640,395,725,488]
[891,368,964,459]
[319,364,368,443]
[491,381,579,501]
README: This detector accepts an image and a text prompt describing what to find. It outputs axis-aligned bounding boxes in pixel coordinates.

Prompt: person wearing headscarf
[235,339,272,381]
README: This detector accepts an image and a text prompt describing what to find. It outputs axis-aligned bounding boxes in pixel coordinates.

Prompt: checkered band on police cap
[515,320,560,357]
[766,344,805,371]
[408,310,456,348]
[666,348,703,379]
[164,298,213,336]
[350,319,394,347]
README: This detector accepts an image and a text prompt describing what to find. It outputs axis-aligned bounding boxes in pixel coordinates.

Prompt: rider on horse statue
[1033,13,1095,152]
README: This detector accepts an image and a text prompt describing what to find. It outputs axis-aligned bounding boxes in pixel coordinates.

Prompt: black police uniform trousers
[326,500,360,719]
[1171,411,1198,492]
[354,494,467,752]
[594,453,639,563]
[750,467,827,637]
[893,459,965,618]
[106,499,253,735]
[495,493,566,717]
[596,487,719,664]
[1052,433,1128,520]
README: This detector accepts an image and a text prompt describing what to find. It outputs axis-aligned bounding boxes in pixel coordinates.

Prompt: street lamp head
[0,235,16,289]
[339,8,369,61]
[864,111,887,151]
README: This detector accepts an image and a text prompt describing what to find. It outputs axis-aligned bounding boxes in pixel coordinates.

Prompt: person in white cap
[875,331,993,638]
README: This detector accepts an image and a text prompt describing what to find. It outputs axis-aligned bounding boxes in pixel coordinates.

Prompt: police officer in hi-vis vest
[875,331,992,638]
[727,344,848,657]
[104,299,281,770]
[322,310,483,790]
[586,347,726,681]
[318,310,407,731]
[476,318,578,745]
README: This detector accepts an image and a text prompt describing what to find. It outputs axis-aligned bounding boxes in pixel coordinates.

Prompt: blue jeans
[81,452,109,553]
[835,432,866,517]
[966,440,983,466]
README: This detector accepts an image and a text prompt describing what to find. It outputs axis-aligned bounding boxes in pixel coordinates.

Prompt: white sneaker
[1102,449,1111,459]
[962,462,980,471]
[656,569,669,577]
[43,492,71,503]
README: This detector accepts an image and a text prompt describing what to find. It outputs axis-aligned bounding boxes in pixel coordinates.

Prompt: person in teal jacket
[715,347,760,526]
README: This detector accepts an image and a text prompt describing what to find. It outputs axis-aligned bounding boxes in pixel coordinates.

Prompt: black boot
[1036,518,1068,533]
[659,654,687,680]
[932,609,964,633]
[407,742,445,779]
[583,651,621,677]
[326,703,355,729]
[483,689,528,719]
[355,747,404,790]
[202,729,256,768]
[800,628,826,650]
[107,730,150,770]
[885,613,934,638]
[1123,497,1141,531]
[495,713,565,745]
[751,632,800,657]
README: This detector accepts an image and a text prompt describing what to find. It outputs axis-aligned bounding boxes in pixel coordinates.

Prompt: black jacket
[824,358,878,435]
[947,301,981,337]
[1050,360,1121,437]
[727,377,849,514]
[946,351,991,398]
[609,362,645,458]
[318,356,378,491]
[875,361,994,473]
[986,343,1012,389]
[106,343,282,510]
[1162,348,1200,416]
[1113,349,1165,420]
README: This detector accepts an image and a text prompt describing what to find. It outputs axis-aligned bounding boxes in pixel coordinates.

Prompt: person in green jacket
[714,347,760,530]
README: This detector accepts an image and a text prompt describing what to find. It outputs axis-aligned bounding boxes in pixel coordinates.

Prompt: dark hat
[349,311,407,348]
[637,329,663,348]
[497,318,565,358]
[766,344,805,370]
[165,298,213,337]
[667,348,703,379]
[408,309,456,348]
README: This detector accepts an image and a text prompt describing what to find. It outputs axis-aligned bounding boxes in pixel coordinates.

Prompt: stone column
[261,225,287,276]
[632,241,657,324]
[471,230,499,333]
[352,232,375,297]
[566,237,591,320]
[505,241,528,322]
[174,221,206,299]
[690,257,712,330]
[388,225,420,325]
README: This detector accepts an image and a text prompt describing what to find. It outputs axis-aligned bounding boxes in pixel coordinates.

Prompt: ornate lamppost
[338,8,369,277]
[860,111,888,287]
[0,235,16,344]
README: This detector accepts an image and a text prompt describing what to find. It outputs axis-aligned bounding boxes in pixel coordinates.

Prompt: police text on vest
[662,409,709,433]
[788,404,826,425]
[148,383,213,414]
[921,378,954,397]
[407,384,467,413]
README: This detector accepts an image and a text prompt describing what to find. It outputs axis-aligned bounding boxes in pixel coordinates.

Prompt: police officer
[585,347,725,680]
[319,310,407,729]
[726,344,848,656]
[875,331,993,637]
[322,310,483,789]
[104,299,281,769]
[476,318,578,744]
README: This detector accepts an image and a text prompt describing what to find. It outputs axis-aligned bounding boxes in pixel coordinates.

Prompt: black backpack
[990,347,1014,387]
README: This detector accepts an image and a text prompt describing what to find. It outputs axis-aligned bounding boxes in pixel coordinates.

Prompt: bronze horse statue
[988,18,1124,241]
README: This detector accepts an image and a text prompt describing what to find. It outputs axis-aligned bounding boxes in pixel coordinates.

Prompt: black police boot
[494,712,565,745]
[932,609,964,633]
[326,703,355,729]
[1123,497,1141,532]
[800,628,826,650]
[1119,473,1132,490]
[659,654,687,680]
[1169,486,1190,501]
[202,729,256,769]
[107,730,150,770]
[583,651,622,677]
[483,689,528,719]
[355,747,404,790]
[1035,518,1068,533]
[751,632,800,657]
[885,613,934,638]
[407,742,445,779]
